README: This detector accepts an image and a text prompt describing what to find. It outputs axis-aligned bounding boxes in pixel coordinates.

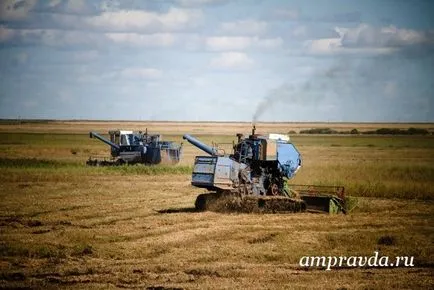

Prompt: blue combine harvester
[183,126,346,213]
[87,129,182,166]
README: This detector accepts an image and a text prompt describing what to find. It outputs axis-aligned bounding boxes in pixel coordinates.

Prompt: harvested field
[0,121,433,289]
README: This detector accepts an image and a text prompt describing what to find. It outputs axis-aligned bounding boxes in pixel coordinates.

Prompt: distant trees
[363,127,429,135]
[297,127,430,135]
[299,128,338,134]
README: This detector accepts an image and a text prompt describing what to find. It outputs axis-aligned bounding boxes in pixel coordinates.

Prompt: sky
[0,0,433,122]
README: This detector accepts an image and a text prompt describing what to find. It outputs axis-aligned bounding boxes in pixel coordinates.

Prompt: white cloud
[20,29,106,47]
[176,0,229,7]
[304,37,344,54]
[0,0,36,20]
[1,24,283,52]
[337,24,433,48]
[219,20,268,36]
[5,28,110,48]
[303,23,433,55]
[206,36,251,50]
[304,37,395,55]
[84,7,202,32]
[119,68,163,79]
[206,36,282,51]
[256,37,283,49]
[105,32,176,47]
[0,25,196,50]
[210,52,254,69]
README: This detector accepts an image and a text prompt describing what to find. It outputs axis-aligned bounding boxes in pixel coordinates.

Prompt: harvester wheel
[195,194,208,211]
[195,193,221,211]
[301,201,307,212]
[270,184,279,196]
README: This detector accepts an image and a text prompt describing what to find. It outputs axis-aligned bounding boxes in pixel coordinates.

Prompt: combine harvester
[183,126,346,214]
[87,129,182,166]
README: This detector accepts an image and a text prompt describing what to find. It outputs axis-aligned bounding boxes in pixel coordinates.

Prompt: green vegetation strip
[0,158,192,175]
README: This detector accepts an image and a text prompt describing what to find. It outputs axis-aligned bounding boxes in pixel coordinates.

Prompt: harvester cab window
[247,145,253,159]
[133,135,141,145]
[237,142,249,163]
[251,140,262,160]
[127,134,135,146]
[121,134,131,146]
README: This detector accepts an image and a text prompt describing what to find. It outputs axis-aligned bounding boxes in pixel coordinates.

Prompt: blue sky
[0,0,433,121]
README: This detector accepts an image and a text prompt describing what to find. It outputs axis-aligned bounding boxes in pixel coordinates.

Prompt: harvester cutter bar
[288,184,346,214]
[288,184,345,199]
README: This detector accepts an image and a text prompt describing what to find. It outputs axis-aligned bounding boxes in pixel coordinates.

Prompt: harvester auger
[183,126,346,214]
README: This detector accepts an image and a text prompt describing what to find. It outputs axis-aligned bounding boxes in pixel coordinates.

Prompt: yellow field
[0,121,433,289]
[1,120,433,134]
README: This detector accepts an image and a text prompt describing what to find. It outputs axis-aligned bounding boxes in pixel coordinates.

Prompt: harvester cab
[183,126,346,214]
[110,130,142,147]
[107,130,139,157]
[233,126,301,176]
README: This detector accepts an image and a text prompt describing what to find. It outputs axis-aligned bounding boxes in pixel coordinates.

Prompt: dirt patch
[185,268,222,277]
[0,216,43,228]
[146,287,184,290]
[377,235,396,246]
[27,220,43,227]
[32,229,51,234]
[248,233,278,244]
[0,272,26,281]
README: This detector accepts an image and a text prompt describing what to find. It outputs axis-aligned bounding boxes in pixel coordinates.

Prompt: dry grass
[1,175,433,289]
[0,121,433,289]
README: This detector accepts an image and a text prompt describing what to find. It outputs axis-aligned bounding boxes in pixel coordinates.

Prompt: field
[0,121,433,289]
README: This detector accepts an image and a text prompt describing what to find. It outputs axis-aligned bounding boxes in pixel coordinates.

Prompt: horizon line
[1,118,434,124]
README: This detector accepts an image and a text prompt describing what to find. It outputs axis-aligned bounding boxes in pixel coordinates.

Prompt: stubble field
[0,121,433,289]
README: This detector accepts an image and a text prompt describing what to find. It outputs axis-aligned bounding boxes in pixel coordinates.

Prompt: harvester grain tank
[183,126,346,213]
[87,129,182,166]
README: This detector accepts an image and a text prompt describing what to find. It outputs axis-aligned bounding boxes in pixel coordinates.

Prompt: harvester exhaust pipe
[183,134,219,156]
